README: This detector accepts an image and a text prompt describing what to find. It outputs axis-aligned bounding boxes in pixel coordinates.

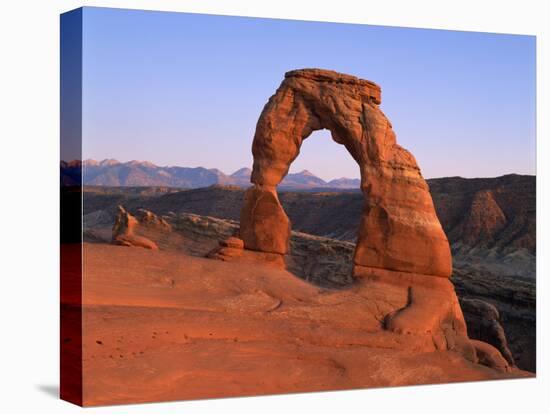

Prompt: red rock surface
[240,68,451,277]
[74,243,530,406]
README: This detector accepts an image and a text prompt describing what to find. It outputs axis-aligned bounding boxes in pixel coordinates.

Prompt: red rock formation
[240,68,451,277]
[207,236,245,261]
[237,69,510,366]
[112,205,159,250]
[240,186,290,254]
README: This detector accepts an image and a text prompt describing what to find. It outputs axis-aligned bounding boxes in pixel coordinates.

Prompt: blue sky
[80,7,536,180]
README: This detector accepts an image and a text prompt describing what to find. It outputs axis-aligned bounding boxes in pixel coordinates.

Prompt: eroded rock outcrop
[135,208,172,232]
[450,190,507,247]
[207,236,245,261]
[460,297,515,366]
[240,68,451,277]
[112,206,161,250]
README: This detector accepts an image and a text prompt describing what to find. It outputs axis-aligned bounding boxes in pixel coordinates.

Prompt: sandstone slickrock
[78,240,529,405]
[84,202,526,380]
[240,68,451,277]
[354,266,470,345]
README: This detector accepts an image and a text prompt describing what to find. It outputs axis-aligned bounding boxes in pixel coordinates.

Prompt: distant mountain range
[61,159,362,190]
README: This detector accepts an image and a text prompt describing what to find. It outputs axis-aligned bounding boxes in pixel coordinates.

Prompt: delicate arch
[240,69,451,278]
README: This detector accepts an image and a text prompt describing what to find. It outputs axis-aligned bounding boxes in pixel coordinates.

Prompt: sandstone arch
[240,68,452,278]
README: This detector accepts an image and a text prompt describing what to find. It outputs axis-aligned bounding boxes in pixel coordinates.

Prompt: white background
[0,0,548,412]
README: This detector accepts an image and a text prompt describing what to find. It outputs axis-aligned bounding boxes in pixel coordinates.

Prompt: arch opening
[288,128,360,183]
[278,129,363,288]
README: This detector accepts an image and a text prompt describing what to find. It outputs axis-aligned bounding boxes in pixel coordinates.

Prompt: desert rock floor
[71,243,531,406]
